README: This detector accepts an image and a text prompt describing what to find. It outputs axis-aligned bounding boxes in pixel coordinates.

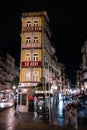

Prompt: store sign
[22,61,42,67]
[23,26,42,32]
[22,43,41,48]
[20,82,38,87]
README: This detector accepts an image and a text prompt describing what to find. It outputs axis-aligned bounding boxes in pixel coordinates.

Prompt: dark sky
[0,0,87,82]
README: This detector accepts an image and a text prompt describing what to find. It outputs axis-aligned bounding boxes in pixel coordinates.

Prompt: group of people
[63,99,79,130]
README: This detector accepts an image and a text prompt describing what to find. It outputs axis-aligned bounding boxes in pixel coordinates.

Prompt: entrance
[28,95,34,112]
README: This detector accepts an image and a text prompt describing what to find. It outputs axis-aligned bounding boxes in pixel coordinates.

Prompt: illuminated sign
[22,61,42,67]
[20,82,38,87]
[23,26,42,32]
[22,43,41,48]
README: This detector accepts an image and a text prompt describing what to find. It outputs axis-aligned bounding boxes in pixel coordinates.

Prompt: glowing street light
[13,85,16,90]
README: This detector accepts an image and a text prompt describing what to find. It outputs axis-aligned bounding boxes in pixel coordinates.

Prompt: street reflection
[6,108,15,130]
[58,100,63,117]
[52,93,64,126]
[0,107,18,130]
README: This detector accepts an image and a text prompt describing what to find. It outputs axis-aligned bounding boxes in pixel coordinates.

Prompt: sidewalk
[15,121,87,130]
[15,111,87,130]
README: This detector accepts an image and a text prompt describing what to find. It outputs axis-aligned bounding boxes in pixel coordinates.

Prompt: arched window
[26,36,31,43]
[34,37,38,43]
[32,71,38,81]
[24,71,31,81]
[33,53,38,61]
[34,21,38,26]
[26,21,31,27]
[25,53,31,61]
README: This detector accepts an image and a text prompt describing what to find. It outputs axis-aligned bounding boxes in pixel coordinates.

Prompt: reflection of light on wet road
[6,109,17,130]
[56,93,64,126]
[0,107,18,130]
[58,93,63,118]
[58,100,63,117]
[6,108,15,130]
[52,93,64,126]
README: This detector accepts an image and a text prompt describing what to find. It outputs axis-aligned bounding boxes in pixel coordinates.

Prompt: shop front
[17,87,35,112]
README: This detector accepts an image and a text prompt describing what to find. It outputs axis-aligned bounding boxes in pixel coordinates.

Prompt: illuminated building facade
[0,52,19,105]
[18,11,64,112]
[81,40,87,93]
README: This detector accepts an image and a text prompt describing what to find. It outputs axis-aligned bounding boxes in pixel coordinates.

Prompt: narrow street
[0,99,87,130]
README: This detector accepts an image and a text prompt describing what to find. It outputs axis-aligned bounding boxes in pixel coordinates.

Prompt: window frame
[33,53,39,61]
[25,53,31,61]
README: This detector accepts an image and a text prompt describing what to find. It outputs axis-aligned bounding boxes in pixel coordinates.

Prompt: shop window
[18,94,20,105]
[22,94,26,105]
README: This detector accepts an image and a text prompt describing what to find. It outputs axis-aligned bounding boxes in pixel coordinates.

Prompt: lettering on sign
[22,61,42,67]
[23,26,42,32]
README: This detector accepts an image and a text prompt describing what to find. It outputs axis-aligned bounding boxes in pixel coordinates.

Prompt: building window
[25,71,31,81]
[22,94,26,105]
[33,53,38,61]
[34,37,38,43]
[34,21,38,26]
[32,71,38,81]
[25,53,31,61]
[26,36,31,43]
[26,21,31,27]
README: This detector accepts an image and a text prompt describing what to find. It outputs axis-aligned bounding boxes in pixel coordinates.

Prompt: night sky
[0,0,87,83]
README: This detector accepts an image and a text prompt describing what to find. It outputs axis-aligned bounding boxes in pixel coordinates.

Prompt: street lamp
[12,85,16,98]
[13,85,16,90]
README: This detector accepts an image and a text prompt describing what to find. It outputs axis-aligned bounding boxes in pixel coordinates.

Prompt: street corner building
[18,11,66,113]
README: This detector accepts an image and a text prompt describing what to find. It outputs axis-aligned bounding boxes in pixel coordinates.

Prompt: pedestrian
[34,105,38,120]
[14,99,17,110]
[69,106,74,125]
[73,105,78,130]
[64,105,69,125]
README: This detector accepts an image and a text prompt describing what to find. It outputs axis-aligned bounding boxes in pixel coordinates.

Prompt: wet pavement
[0,100,87,130]
[52,100,87,126]
[0,107,19,130]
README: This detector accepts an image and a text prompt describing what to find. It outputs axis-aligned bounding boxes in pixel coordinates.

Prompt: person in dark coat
[14,99,17,110]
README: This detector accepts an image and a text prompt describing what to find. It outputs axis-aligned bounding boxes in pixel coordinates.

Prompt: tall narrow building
[18,11,63,112]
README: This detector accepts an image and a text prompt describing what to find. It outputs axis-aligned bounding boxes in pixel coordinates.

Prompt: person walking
[68,106,74,125]
[73,105,78,130]
[64,105,69,125]
[14,99,17,110]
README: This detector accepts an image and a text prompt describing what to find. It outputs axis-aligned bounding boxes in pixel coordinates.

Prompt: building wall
[81,40,87,92]
[19,11,66,112]
[0,52,19,91]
